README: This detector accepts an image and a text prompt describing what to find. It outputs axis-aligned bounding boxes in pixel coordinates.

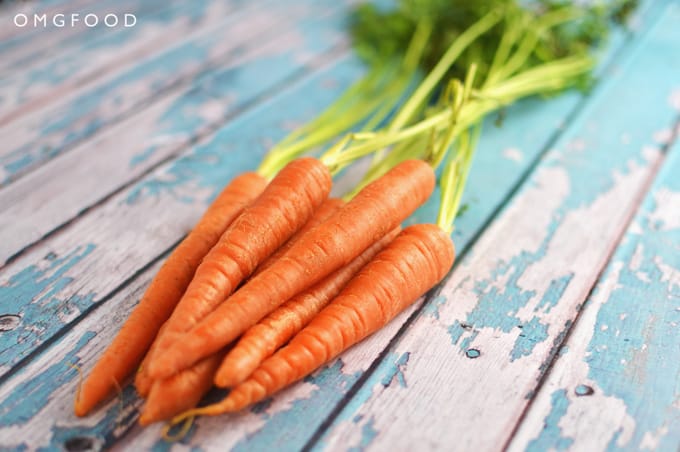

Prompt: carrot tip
[138,413,153,427]
[213,375,234,389]
[73,404,88,418]
[214,367,247,388]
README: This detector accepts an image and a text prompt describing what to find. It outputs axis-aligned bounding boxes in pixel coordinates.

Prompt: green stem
[388,9,503,130]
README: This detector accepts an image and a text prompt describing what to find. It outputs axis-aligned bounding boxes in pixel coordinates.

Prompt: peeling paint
[0,244,96,371]
[0,332,95,428]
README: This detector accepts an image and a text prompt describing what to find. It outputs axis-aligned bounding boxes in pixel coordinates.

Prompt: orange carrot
[147,157,331,369]
[169,223,454,417]
[138,350,227,426]
[134,358,153,399]
[137,199,341,398]
[134,323,167,398]
[215,226,401,387]
[251,197,344,278]
[149,159,435,380]
[73,172,266,417]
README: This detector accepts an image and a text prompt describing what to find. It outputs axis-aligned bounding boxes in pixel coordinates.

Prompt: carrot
[215,226,401,387]
[146,157,332,369]
[134,323,167,398]
[137,199,341,398]
[73,172,266,417]
[251,197,344,278]
[149,159,435,380]
[138,350,227,426]
[168,223,454,419]
[134,358,153,399]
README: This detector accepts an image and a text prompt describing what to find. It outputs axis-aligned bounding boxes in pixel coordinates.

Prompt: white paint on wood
[654,255,680,292]
[320,147,661,452]
[503,147,524,162]
[639,425,670,450]
[669,88,680,111]
[0,260,157,450]
[649,187,680,231]
[0,6,346,265]
[0,0,167,74]
[0,0,250,124]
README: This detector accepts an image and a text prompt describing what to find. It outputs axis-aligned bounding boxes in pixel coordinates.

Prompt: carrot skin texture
[138,351,226,425]
[135,357,153,399]
[149,160,435,379]
[181,224,455,415]
[136,183,316,399]
[73,172,266,417]
[134,324,166,398]
[148,157,332,369]
[215,226,401,387]
[251,197,343,278]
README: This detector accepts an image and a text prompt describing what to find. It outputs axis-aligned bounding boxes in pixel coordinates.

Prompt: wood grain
[0,258,160,450]
[508,133,680,452]
[0,53,365,451]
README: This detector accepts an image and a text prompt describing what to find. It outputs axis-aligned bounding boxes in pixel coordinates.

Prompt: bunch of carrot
[74,155,455,428]
[74,0,634,437]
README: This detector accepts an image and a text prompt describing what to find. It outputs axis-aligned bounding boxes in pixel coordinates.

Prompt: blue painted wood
[0,0,349,265]
[0,258,160,450]
[0,3,354,377]
[314,2,679,450]
[0,0,273,185]
[6,1,664,450]
[510,134,680,451]
[0,0,248,126]
[0,0,173,74]
[0,0,676,450]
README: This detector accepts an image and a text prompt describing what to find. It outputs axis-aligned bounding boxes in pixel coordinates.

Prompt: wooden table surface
[0,0,678,450]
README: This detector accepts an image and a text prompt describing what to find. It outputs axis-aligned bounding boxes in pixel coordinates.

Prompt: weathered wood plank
[508,133,680,451]
[104,2,670,451]
[0,9,354,378]
[314,3,679,451]
[0,0,173,74]
[0,0,286,187]
[0,0,248,126]
[0,258,161,450]
[0,2,669,450]
[0,0,349,265]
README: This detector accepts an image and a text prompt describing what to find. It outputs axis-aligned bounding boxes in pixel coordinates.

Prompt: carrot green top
[255,0,637,232]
